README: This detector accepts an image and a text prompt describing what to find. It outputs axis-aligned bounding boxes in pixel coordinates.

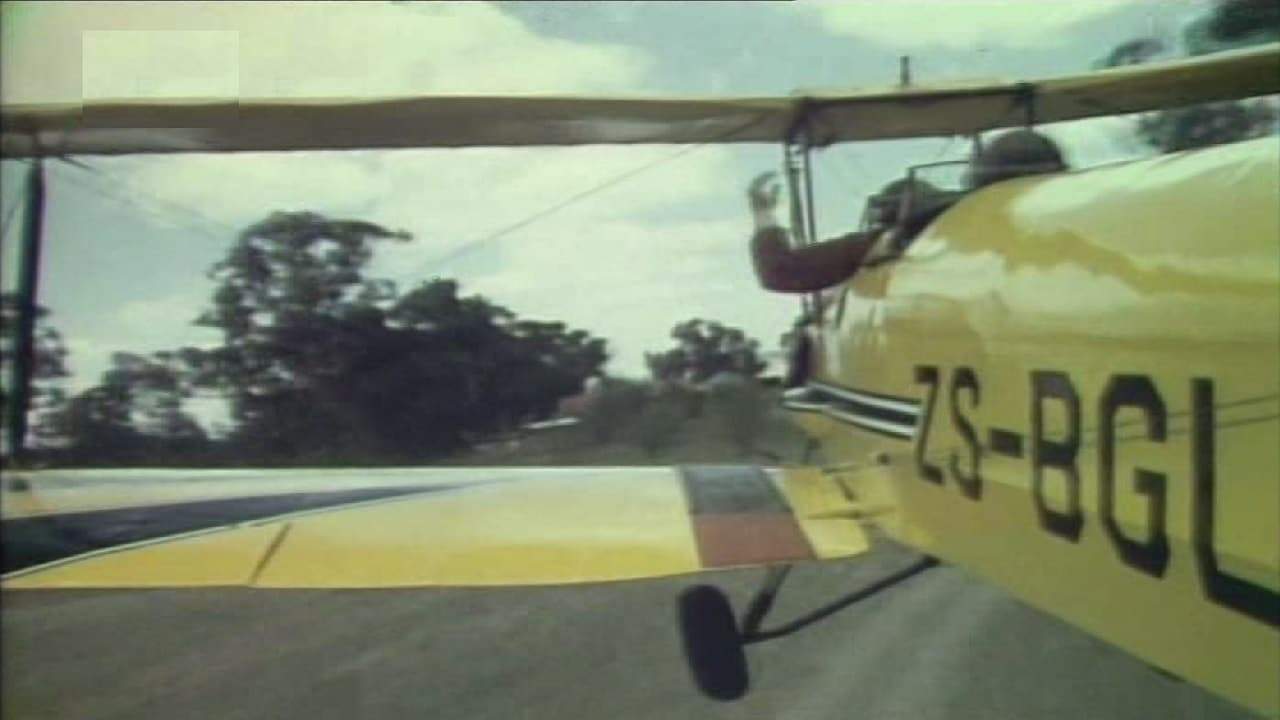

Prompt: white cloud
[99,141,744,286]
[2,1,649,104]
[806,0,1139,50]
[13,1,784,381]
[1038,115,1150,169]
[9,2,803,385]
[464,215,800,377]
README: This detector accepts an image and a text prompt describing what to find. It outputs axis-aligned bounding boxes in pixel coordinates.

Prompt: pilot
[747,175,940,293]
[967,128,1067,189]
[747,128,1067,294]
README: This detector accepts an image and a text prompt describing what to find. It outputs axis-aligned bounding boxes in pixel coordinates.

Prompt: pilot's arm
[747,172,882,294]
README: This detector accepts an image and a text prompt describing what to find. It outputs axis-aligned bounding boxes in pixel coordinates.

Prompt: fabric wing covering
[0,466,869,588]
[2,43,1277,156]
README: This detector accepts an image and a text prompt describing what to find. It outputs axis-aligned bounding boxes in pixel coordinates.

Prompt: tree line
[2,212,776,468]
[3,211,615,466]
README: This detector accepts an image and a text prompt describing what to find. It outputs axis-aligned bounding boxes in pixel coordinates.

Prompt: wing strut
[782,121,821,318]
[4,159,47,461]
[678,555,938,700]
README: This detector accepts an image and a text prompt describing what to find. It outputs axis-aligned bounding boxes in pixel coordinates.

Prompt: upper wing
[1,465,868,589]
[3,43,1276,156]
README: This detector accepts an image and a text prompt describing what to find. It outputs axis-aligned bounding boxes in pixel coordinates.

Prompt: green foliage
[38,384,143,465]
[195,211,411,408]
[656,382,704,419]
[1185,0,1280,54]
[2,294,70,455]
[24,210,608,467]
[580,378,649,443]
[708,379,769,455]
[37,352,209,465]
[1135,100,1276,153]
[1,293,69,403]
[180,210,609,464]
[635,397,684,458]
[1098,0,1279,154]
[0,294,70,387]
[645,319,766,384]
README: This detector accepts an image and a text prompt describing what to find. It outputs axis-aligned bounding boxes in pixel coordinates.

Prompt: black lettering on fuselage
[899,366,1275,628]
[1031,371,1084,542]
[1098,375,1170,577]
[914,366,944,485]
[1192,379,1280,628]
[949,367,982,500]
[987,427,1024,458]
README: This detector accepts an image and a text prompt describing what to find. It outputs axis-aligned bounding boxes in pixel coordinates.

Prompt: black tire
[678,585,749,701]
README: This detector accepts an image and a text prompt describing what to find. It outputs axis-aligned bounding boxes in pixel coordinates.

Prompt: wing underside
[2,43,1276,155]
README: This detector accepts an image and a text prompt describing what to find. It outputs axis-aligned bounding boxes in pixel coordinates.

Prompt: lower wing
[1,465,868,589]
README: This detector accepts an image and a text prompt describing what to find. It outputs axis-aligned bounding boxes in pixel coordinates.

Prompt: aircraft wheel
[678,584,748,700]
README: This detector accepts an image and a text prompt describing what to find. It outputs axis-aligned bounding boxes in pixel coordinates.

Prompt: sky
[0,0,1213,422]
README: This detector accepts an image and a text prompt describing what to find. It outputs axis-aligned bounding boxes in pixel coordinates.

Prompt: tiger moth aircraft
[2,41,1277,717]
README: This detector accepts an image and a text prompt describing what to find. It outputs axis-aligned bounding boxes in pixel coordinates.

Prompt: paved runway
[2,542,1255,720]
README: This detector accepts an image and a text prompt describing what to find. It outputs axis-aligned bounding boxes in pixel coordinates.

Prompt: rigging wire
[48,161,235,242]
[389,113,772,283]
[0,193,24,245]
[0,159,35,245]
[388,142,713,282]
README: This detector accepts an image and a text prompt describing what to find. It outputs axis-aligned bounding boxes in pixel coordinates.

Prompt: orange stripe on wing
[678,466,817,569]
[691,513,815,568]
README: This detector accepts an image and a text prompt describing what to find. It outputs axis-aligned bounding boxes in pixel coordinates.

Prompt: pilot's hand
[747,171,781,213]
[865,226,904,264]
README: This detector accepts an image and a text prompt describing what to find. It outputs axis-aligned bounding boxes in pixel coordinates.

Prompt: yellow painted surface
[2,467,873,590]
[3,524,282,589]
[776,468,871,558]
[796,137,1280,716]
[255,469,703,587]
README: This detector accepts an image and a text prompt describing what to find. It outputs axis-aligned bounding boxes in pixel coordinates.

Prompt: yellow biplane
[2,42,1277,716]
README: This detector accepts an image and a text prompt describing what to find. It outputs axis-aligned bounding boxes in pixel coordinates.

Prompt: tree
[195,211,412,461]
[40,383,144,464]
[378,280,608,455]
[195,211,608,463]
[635,398,683,458]
[196,211,411,408]
[1098,0,1279,153]
[580,377,649,443]
[104,352,207,445]
[1,293,71,452]
[709,380,769,456]
[1184,0,1280,54]
[39,352,209,464]
[646,319,766,384]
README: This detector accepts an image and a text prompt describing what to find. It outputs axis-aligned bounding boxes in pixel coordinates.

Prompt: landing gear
[677,557,938,700]
[678,585,749,700]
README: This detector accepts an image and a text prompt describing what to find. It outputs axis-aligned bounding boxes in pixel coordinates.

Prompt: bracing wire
[391,142,710,279]
[49,161,235,242]
[389,113,772,282]
[0,194,24,243]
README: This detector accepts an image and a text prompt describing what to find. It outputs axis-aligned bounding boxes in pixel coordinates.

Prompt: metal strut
[677,555,938,701]
[740,557,939,645]
[782,124,820,318]
[4,159,47,462]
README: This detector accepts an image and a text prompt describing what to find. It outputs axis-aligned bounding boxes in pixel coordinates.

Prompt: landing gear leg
[678,556,937,700]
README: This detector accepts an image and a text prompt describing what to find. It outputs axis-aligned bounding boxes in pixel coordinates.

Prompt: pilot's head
[968,129,1066,189]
